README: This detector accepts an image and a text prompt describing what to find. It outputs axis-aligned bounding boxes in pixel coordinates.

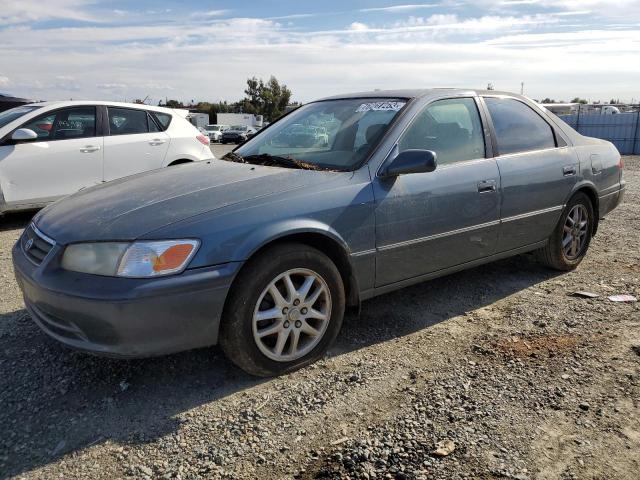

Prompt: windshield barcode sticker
[356,101,405,112]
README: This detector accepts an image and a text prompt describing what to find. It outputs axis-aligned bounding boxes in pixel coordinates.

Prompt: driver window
[399,98,485,165]
[22,107,97,141]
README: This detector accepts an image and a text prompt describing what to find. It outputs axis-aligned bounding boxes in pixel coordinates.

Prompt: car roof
[21,100,177,115]
[315,88,523,101]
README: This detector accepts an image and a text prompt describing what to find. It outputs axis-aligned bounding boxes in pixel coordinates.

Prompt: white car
[0,101,214,215]
[204,124,229,142]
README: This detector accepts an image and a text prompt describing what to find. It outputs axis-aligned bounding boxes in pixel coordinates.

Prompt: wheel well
[168,159,193,166]
[245,233,360,309]
[575,187,599,235]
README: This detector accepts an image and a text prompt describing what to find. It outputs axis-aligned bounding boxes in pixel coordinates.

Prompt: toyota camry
[13,89,625,376]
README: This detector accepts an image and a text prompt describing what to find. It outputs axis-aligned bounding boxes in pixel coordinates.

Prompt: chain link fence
[559,106,640,154]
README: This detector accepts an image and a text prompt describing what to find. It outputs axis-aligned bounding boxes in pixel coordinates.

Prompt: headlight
[61,240,200,278]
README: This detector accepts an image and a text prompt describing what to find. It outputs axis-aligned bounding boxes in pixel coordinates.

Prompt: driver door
[0,106,103,206]
[372,97,501,286]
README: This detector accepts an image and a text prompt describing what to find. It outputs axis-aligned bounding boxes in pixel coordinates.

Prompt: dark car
[221,124,256,144]
[13,89,625,376]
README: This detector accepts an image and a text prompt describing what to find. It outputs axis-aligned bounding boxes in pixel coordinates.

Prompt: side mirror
[379,149,437,177]
[12,128,38,142]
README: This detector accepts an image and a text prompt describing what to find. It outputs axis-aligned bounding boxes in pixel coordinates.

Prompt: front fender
[231,218,351,262]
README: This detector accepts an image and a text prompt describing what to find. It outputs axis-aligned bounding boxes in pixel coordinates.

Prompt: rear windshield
[0,105,43,129]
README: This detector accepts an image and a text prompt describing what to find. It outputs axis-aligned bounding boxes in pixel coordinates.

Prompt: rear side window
[108,107,149,135]
[399,97,485,165]
[148,113,161,133]
[151,112,172,130]
[22,106,96,141]
[485,97,555,155]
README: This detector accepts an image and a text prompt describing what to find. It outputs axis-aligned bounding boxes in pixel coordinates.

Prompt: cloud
[190,10,230,18]
[349,22,369,31]
[0,0,99,25]
[0,75,10,87]
[360,3,439,12]
[1,3,638,103]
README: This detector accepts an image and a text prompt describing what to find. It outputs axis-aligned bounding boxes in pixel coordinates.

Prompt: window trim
[480,95,562,157]
[6,105,100,144]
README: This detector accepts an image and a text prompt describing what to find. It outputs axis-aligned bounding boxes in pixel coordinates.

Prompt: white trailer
[216,113,263,128]
[187,112,210,129]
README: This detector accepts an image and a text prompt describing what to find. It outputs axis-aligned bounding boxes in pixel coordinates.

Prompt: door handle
[477,179,497,193]
[80,145,100,153]
[149,139,167,146]
[563,165,577,176]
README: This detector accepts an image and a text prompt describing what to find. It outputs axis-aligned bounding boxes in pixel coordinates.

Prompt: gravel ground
[0,156,638,480]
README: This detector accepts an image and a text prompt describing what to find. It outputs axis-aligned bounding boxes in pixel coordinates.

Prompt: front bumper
[12,240,241,358]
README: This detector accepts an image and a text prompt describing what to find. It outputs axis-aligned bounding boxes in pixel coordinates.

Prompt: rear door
[0,105,103,205]
[103,107,170,182]
[372,97,501,286]
[481,96,578,252]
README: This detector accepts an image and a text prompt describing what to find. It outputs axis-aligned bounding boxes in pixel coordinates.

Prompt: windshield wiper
[221,151,246,163]
[241,154,322,171]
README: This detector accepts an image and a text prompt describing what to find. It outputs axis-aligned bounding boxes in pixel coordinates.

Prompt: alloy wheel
[252,268,332,362]
[562,204,589,260]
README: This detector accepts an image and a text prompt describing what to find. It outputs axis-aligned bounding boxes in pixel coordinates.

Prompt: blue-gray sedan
[12,89,625,376]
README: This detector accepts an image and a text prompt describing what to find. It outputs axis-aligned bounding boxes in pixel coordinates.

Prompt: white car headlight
[61,240,200,278]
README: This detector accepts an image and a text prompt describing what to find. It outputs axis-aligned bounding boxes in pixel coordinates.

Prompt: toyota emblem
[25,238,34,250]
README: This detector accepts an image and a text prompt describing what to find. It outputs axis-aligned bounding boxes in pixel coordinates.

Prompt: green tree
[242,76,292,122]
[161,99,184,108]
[571,97,588,104]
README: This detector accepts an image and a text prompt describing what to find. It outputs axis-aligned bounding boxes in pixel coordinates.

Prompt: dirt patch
[491,333,587,358]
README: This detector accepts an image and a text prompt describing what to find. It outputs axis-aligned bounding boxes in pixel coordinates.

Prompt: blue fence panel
[559,112,640,155]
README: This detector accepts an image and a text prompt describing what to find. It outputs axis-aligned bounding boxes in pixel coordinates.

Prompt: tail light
[196,134,210,146]
[619,156,624,170]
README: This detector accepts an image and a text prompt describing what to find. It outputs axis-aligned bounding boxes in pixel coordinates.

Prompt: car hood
[34,161,340,244]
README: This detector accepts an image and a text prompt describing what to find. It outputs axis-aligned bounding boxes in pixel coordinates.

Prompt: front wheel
[537,192,594,271]
[219,243,345,377]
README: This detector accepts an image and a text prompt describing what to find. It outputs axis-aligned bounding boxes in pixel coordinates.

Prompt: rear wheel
[537,192,594,270]
[219,243,345,377]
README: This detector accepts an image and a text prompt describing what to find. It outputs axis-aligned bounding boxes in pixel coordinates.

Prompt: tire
[219,243,345,377]
[537,192,594,271]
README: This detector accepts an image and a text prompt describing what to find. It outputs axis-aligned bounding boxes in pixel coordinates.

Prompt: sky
[1,0,639,104]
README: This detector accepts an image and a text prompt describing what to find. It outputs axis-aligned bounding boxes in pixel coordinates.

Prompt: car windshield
[207,126,220,131]
[231,125,247,131]
[229,98,407,171]
[0,105,43,129]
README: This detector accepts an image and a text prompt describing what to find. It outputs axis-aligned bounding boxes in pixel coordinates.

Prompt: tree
[161,99,185,108]
[242,76,292,122]
[540,98,556,104]
[571,97,588,104]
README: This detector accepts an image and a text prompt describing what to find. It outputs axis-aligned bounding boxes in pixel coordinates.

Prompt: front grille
[21,223,55,266]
